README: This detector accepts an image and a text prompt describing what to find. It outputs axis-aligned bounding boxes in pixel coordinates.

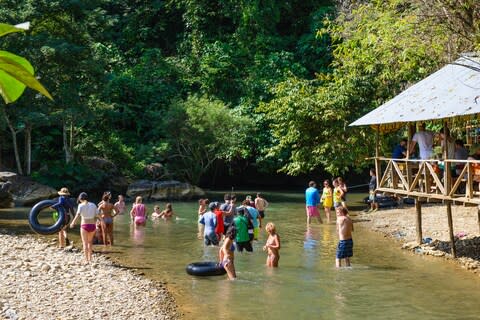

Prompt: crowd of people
[53,185,351,276]
[197,193,278,280]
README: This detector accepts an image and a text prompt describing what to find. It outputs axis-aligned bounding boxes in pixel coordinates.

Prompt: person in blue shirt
[392,139,407,159]
[305,181,323,225]
[199,202,218,246]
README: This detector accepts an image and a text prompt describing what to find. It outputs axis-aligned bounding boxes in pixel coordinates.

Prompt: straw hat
[58,187,70,196]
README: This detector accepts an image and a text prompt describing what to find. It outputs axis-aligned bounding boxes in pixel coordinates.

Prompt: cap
[79,192,88,200]
[208,202,218,210]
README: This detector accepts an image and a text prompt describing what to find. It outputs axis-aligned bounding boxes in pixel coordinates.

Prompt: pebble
[0,234,178,320]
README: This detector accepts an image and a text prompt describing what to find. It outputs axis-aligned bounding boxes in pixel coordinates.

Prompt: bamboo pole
[446,202,456,257]
[415,198,422,245]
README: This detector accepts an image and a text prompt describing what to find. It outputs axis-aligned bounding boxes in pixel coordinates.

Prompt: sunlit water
[2,194,480,320]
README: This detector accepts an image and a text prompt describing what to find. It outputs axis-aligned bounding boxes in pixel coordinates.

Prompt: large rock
[126,180,205,200]
[0,172,57,207]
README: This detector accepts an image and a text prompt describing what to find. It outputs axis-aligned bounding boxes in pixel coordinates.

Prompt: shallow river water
[2,194,480,320]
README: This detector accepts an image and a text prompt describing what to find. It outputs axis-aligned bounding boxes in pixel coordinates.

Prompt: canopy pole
[375,126,380,189]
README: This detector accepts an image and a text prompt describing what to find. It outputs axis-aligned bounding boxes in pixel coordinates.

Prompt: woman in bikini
[219,225,236,280]
[70,192,100,263]
[98,193,117,245]
[130,196,147,226]
[263,222,281,267]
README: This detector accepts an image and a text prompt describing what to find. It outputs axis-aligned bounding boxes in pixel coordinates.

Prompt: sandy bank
[0,232,179,320]
[353,204,480,275]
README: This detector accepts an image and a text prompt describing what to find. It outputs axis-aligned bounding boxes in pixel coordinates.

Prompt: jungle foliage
[0,0,478,190]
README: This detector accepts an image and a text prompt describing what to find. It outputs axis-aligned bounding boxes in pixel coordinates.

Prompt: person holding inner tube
[52,187,75,248]
[219,225,237,280]
[70,192,100,263]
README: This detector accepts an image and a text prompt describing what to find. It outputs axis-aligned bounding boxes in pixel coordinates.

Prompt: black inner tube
[186,262,226,277]
[28,199,66,235]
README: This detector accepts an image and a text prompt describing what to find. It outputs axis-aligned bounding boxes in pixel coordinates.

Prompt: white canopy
[350,56,480,131]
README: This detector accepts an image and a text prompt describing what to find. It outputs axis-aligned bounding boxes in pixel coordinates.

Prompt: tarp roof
[350,56,480,131]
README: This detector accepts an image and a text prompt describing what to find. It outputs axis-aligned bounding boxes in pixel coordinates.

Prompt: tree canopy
[0,0,478,191]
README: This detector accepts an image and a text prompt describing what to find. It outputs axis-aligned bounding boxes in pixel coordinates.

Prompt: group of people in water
[53,184,351,273]
[53,187,174,263]
[305,179,354,268]
[197,193,278,280]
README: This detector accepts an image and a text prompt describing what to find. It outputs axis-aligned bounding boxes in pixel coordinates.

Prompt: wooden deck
[375,157,480,205]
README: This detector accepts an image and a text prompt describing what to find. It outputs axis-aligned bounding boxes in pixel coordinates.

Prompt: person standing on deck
[305,181,323,225]
[409,123,434,160]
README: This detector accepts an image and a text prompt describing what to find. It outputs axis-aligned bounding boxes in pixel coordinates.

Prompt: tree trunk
[24,123,31,175]
[63,121,73,164]
[3,111,23,175]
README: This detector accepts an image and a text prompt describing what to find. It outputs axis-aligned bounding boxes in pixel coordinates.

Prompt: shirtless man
[335,206,354,268]
[254,193,269,228]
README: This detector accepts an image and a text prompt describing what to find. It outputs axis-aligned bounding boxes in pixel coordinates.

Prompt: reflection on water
[3,197,480,320]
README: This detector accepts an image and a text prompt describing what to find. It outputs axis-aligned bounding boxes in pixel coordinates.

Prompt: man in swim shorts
[305,181,323,225]
[335,206,353,268]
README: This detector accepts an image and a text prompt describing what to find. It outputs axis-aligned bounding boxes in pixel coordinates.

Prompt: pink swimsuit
[133,204,146,225]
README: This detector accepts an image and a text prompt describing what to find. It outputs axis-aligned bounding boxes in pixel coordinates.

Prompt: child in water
[263,222,281,267]
[219,225,236,280]
[151,205,162,220]
[159,203,175,219]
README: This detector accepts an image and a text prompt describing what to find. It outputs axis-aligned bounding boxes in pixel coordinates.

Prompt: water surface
[2,194,479,320]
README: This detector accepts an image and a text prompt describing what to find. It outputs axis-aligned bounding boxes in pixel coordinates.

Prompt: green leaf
[0,23,25,38]
[0,51,53,103]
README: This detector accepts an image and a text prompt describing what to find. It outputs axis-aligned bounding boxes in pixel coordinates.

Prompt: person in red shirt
[213,202,224,241]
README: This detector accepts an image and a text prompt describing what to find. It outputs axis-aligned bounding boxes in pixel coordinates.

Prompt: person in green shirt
[234,208,253,252]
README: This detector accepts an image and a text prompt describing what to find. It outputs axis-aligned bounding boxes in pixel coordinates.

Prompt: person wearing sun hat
[52,187,76,248]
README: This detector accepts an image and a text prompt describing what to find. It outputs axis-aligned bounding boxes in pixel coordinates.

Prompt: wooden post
[446,202,456,257]
[443,122,451,197]
[415,198,422,245]
[375,126,380,190]
[477,206,480,233]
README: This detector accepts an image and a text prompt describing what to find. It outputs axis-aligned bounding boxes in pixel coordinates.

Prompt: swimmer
[114,195,126,215]
[151,205,162,220]
[130,196,147,226]
[197,199,208,239]
[335,206,354,268]
[98,193,117,246]
[70,192,100,263]
[263,222,280,267]
[219,225,236,280]
[159,203,175,219]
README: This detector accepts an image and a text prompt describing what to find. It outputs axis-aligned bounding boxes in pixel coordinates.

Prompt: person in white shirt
[410,123,434,160]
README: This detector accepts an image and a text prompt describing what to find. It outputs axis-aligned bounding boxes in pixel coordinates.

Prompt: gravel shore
[0,232,179,320]
[354,204,480,275]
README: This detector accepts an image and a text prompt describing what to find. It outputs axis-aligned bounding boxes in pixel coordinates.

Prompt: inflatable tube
[29,200,66,235]
[186,262,227,277]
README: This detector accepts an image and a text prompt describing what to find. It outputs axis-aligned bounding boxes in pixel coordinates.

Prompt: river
[1,193,480,320]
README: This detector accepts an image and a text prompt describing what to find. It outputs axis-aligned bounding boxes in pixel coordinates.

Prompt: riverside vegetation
[0,1,478,193]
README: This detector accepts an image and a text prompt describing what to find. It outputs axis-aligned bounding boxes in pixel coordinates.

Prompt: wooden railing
[375,157,480,205]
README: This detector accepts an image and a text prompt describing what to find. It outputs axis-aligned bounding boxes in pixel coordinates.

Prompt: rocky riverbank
[354,204,480,276]
[0,232,179,320]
